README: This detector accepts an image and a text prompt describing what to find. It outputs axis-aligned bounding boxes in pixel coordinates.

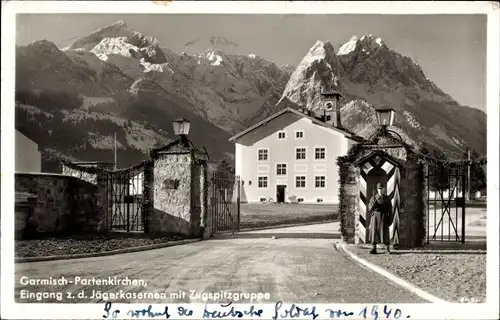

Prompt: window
[277,131,286,139]
[326,115,332,121]
[316,198,324,203]
[258,149,268,161]
[315,147,326,160]
[315,176,326,188]
[296,148,306,160]
[295,176,306,188]
[258,176,268,188]
[295,131,304,139]
[276,164,287,175]
[298,198,304,203]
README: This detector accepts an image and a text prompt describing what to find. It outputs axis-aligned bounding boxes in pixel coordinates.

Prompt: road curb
[15,239,202,263]
[333,241,449,304]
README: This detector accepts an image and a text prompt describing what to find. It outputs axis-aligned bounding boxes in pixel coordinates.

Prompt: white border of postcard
[2,1,499,319]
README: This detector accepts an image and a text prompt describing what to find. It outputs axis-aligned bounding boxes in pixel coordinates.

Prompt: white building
[15,129,41,173]
[229,98,363,204]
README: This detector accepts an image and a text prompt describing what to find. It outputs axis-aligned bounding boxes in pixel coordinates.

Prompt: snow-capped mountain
[59,21,291,131]
[279,35,486,157]
[15,21,485,169]
[15,20,292,168]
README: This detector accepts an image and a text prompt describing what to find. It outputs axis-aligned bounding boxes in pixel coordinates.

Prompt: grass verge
[239,203,339,229]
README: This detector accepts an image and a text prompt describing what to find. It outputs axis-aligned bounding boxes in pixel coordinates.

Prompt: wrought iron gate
[210,171,240,234]
[426,161,466,243]
[104,168,146,232]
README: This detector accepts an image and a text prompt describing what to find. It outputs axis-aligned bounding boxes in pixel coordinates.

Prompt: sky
[16,14,487,111]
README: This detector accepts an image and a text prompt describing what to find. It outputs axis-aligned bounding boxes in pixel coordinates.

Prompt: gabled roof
[228,106,364,143]
[353,150,405,167]
[16,126,38,145]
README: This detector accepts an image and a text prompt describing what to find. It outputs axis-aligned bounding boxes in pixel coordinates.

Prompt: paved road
[15,235,426,304]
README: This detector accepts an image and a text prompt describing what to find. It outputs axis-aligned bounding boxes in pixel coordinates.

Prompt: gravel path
[15,238,426,304]
[15,233,187,258]
[348,244,487,303]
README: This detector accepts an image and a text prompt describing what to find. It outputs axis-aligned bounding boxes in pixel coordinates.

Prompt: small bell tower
[320,87,343,129]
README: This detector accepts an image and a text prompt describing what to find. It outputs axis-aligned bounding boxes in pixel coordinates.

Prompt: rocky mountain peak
[277,34,486,158]
[280,40,344,111]
[338,34,387,56]
[111,20,127,28]
[337,36,359,55]
[24,40,61,54]
[67,19,134,51]
[303,40,336,63]
[199,49,225,66]
[358,34,387,51]
[15,19,485,163]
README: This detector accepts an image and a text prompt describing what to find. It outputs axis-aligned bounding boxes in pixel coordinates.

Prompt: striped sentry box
[358,154,400,244]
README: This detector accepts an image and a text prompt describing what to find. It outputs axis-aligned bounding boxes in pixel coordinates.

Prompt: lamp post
[375,108,396,127]
[375,108,404,141]
[173,117,191,146]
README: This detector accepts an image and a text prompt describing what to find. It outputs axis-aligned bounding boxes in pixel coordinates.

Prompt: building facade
[15,129,42,173]
[229,103,361,204]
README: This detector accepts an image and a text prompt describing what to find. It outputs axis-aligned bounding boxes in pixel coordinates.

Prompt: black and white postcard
[1,1,499,320]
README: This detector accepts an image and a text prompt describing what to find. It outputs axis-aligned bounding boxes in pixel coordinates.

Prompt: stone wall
[142,162,155,234]
[398,158,426,248]
[338,144,426,248]
[190,163,202,236]
[62,165,99,184]
[340,163,358,243]
[200,163,210,238]
[149,153,193,236]
[15,173,106,239]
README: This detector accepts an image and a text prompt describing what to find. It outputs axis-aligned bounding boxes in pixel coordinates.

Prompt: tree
[469,150,487,194]
[424,146,451,194]
[213,159,235,191]
[216,159,234,176]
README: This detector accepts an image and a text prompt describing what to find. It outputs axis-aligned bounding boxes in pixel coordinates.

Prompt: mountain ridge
[279,34,486,158]
[14,21,486,172]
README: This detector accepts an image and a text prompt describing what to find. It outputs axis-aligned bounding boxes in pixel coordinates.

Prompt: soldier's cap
[376,183,384,189]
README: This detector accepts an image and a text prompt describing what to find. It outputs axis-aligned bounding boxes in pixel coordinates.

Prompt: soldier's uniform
[368,183,392,253]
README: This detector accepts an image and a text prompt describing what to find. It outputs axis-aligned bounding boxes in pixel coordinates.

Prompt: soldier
[368,183,392,254]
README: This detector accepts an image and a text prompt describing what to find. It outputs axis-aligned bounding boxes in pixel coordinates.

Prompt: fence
[209,171,240,234]
[426,161,466,243]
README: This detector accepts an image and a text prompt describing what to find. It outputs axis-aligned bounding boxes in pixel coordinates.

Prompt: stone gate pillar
[147,137,208,238]
[339,163,358,243]
[337,126,427,249]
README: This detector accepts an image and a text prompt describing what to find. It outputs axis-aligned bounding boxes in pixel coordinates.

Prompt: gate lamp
[375,108,404,141]
[173,117,191,136]
[375,108,396,127]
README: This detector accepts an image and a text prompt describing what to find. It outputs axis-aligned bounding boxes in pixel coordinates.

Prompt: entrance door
[365,167,388,243]
[276,185,286,203]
